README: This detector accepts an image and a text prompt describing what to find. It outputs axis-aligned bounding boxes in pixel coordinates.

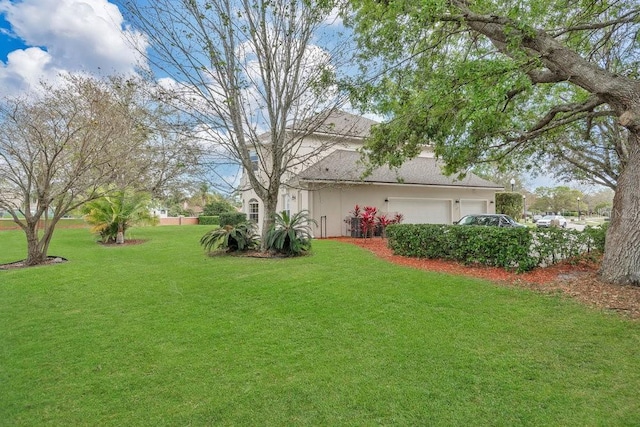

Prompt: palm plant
[266,210,316,256]
[83,190,157,244]
[200,222,259,253]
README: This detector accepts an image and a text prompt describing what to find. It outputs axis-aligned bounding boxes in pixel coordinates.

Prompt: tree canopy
[347,0,640,285]
[348,0,638,175]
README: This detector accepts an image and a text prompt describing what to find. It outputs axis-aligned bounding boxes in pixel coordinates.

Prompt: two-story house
[240,110,503,237]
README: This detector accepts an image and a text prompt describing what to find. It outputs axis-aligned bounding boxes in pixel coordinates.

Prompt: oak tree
[348,0,640,285]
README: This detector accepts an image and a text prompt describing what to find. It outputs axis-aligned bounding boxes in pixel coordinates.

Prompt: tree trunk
[260,194,278,251]
[24,219,57,266]
[25,224,46,266]
[116,222,125,244]
[600,130,640,285]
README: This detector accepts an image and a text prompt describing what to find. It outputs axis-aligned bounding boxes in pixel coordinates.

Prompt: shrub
[198,216,219,226]
[583,222,608,253]
[346,204,404,238]
[387,224,535,272]
[387,222,606,272]
[496,192,523,220]
[266,210,316,256]
[219,212,247,227]
[202,199,237,216]
[200,222,259,253]
[360,206,378,238]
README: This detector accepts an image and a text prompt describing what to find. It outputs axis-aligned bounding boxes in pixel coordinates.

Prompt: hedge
[386,223,606,273]
[218,212,248,227]
[198,216,219,226]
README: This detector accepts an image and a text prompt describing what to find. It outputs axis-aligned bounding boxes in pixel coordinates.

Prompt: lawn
[1,226,639,425]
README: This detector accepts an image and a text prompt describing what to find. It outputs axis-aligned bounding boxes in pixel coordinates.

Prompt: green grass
[0,218,87,230]
[1,226,639,425]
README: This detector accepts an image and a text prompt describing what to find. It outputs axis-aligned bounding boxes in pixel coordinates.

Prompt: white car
[536,215,568,228]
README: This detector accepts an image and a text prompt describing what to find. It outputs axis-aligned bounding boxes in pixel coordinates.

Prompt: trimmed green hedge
[386,224,535,272]
[198,216,219,226]
[386,223,606,273]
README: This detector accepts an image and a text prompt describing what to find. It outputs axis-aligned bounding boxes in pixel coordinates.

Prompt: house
[240,111,503,237]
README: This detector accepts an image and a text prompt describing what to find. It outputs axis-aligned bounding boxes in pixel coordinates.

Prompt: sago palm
[266,210,316,256]
[200,222,259,253]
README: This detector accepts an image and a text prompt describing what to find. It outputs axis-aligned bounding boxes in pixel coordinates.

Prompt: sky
[0,0,145,96]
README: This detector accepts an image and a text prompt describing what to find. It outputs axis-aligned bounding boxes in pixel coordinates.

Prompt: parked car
[535,215,568,228]
[455,214,525,227]
[532,214,543,223]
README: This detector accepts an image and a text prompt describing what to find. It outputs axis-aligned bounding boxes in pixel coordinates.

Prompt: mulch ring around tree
[0,256,68,271]
[206,249,293,258]
[333,237,640,320]
[1,240,149,270]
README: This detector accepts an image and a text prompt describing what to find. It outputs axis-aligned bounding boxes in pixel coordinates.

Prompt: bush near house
[200,222,259,253]
[387,224,535,272]
[386,224,605,272]
[347,204,404,238]
[266,210,316,256]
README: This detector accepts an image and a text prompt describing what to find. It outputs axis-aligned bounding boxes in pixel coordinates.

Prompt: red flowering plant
[376,214,394,238]
[350,204,362,218]
[360,206,378,238]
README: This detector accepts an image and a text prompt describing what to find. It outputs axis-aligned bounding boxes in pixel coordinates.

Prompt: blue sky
[0,13,26,61]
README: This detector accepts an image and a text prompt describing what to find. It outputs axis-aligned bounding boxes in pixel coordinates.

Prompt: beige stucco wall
[307,183,497,237]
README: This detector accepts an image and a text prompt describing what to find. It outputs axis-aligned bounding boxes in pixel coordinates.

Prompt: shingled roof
[298,150,502,189]
[292,110,378,138]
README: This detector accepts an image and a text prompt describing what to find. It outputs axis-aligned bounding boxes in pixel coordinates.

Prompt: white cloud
[0,0,147,94]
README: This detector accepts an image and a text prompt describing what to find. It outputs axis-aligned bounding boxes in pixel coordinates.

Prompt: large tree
[0,75,193,265]
[348,0,640,285]
[123,0,352,247]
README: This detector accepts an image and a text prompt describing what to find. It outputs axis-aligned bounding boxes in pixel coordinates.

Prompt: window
[249,199,259,223]
[281,194,290,217]
[249,151,259,172]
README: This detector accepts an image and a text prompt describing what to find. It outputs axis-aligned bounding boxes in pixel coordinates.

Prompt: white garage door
[460,200,487,218]
[388,199,451,224]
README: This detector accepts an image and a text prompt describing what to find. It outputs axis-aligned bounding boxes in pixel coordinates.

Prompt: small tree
[0,75,194,264]
[0,77,137,263]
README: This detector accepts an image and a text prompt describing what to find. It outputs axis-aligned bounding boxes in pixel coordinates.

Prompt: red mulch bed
[334,237,640,320]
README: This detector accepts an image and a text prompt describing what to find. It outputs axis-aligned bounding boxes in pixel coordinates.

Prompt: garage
[388,198,452,224]
[460,199,488,218]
